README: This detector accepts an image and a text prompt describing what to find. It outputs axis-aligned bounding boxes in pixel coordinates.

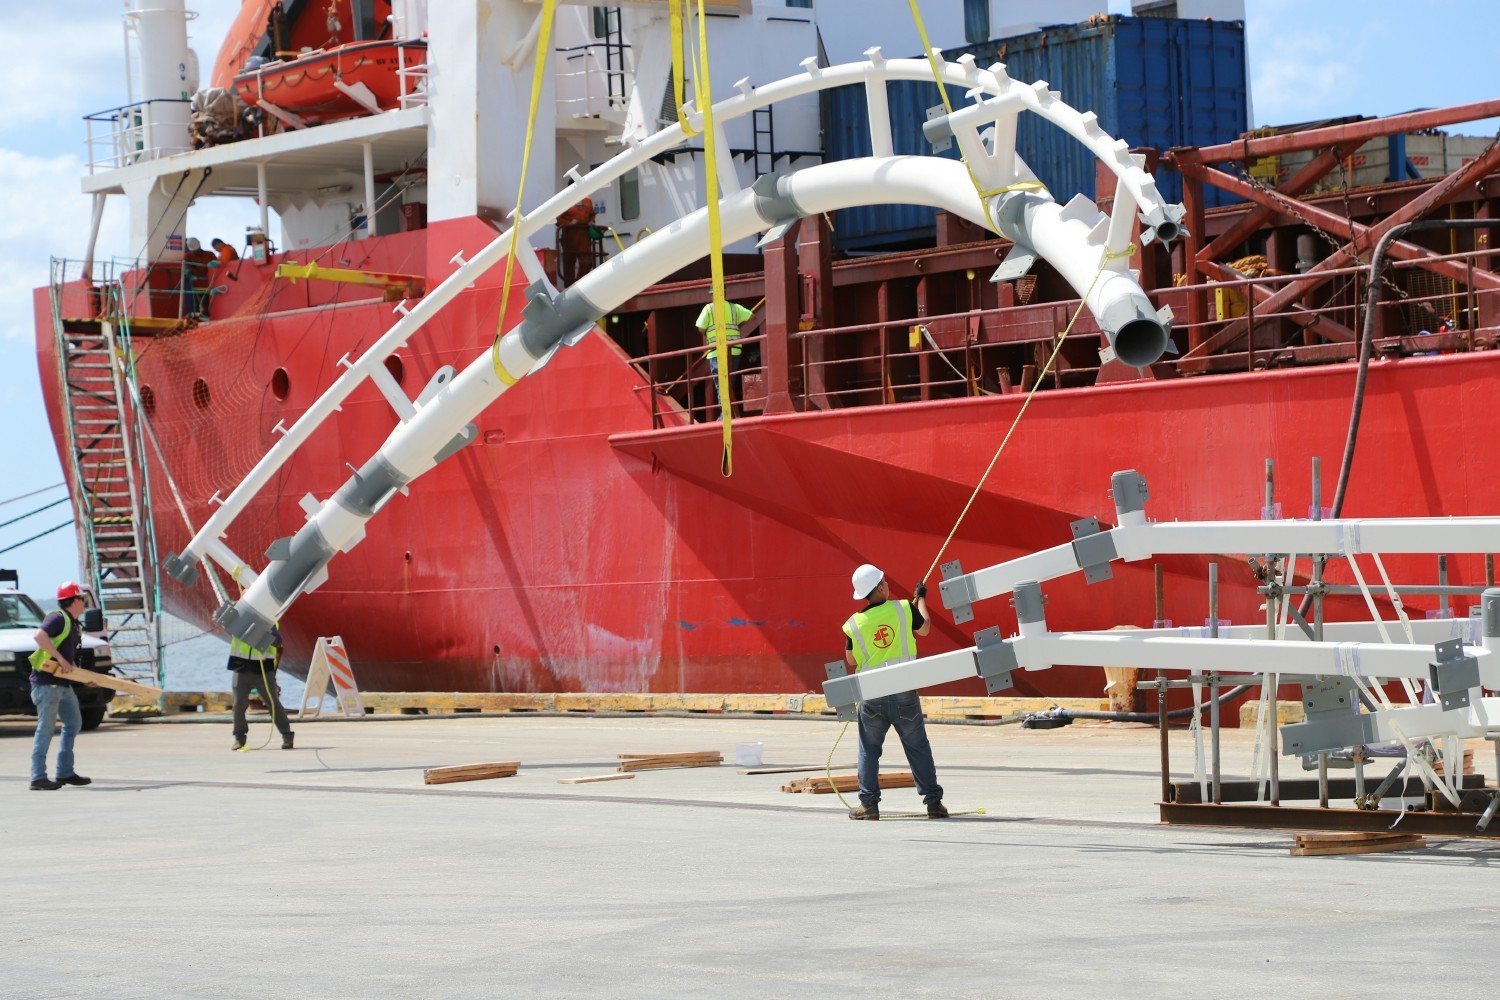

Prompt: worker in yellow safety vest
[695,300,754,420]
[227,626,293,751]
[841,563,946,821]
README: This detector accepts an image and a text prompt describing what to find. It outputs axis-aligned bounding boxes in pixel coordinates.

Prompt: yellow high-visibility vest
[697,302,753,357]
[842,600,916,672]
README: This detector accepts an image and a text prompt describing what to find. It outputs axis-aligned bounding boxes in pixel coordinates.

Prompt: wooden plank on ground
[423,761,520,785]
[618,750,723,772]
[1291,830,1420,844]
[35,659,164,699]
[557,773,636,785]
[738,764,857,775]
[1290,832,1426,856]
[618,751,722,761]
[782,772,914,794]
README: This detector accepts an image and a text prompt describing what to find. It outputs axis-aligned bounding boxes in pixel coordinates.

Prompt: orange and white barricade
[299,636,365,719]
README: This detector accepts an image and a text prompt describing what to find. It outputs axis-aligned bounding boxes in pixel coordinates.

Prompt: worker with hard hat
[841,564,946,821]
[27,582,96,791]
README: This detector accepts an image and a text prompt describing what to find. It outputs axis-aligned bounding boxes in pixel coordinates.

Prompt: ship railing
[554,41,635,121]
[1165,244,1500,375]
[630,243,1500,424]
[635,334,769,427]
[49,255,225,328]
[83,98,193,173]
[396,39,430,110]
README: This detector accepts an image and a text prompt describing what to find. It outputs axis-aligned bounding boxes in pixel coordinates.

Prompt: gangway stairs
[48,259,164,691]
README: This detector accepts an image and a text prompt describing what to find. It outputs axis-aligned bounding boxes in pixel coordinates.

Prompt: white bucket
[734,742,764,767]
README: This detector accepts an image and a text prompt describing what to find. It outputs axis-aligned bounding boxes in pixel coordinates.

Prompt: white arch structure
[163,49,1188,647]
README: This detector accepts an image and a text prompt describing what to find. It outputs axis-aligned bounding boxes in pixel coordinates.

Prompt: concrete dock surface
[3,712,1497,999]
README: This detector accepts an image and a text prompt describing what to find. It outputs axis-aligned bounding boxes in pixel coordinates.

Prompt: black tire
[81,706,107,731]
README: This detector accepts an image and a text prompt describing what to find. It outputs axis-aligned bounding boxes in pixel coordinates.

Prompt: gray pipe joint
[1482,588,1500,639]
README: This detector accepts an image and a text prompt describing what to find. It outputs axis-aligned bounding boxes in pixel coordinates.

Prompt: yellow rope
[490,0,558,384]
[920,243,1134,585]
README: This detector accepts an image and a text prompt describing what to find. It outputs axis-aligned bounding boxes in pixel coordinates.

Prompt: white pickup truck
[0,572,116,730]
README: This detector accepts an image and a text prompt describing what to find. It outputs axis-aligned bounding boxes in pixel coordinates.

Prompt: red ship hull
[35,220,1499,703]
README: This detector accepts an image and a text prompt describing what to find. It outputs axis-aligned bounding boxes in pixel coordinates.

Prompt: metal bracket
[162,551,201,586]
[923,104,953,153]
[1301,676,1356,719]
[823,661,858,722]
[1069,517,1117,584]
[1281,712,1375,757]
[990,242,1038,283]
[1109,469,1149,517]
[1429,638,1481,713]
[939,559,975,625]
[973,626,1016,694]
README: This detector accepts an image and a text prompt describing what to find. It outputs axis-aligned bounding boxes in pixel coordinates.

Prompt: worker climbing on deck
[696,299,753,420]
[557,198,597,286]
[842,564,947,821]
[183,237,217,318]
[228,625,293,750]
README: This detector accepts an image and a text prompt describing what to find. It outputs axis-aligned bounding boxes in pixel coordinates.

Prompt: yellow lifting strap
[678,0,735,476]
[669,0,698,138]
[491,0,559,387]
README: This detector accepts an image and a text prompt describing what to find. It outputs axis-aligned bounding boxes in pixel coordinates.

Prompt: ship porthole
[271,367,290,400]
[385,354,405,384]
[192,378,211,409]
[140,385,156,416]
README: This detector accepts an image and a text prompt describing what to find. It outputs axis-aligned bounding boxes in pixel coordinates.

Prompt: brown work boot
[848,803,879,821]
[927,800,950,819]
[281,733,295,750]
[232,737,246,751]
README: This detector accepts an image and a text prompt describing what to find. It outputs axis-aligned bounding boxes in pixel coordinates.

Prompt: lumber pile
[1290,831,1427,857]
[617,751,722,772]
[1431,749,1476,776]
[423,761,520,785]
[782,771,915,794]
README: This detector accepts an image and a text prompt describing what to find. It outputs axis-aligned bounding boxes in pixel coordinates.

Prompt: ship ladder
[48,259,165,692]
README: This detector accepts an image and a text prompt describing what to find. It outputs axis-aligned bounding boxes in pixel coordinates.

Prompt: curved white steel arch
[163,49,1188,644]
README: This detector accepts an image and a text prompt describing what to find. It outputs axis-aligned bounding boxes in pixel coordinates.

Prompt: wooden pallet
[423,761,520,785]
[617,751,723,772]
[1290,830,1427,857]
[782,772,915,794]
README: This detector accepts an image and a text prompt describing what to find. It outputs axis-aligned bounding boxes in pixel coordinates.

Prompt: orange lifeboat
[234,37,425,125]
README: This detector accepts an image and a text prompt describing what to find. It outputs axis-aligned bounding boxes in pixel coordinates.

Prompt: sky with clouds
[0,0,1496,595]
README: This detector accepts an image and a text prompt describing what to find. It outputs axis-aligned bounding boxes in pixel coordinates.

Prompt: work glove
[913,582,927,600]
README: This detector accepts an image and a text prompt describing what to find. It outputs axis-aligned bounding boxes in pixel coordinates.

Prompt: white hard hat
[852,563,884,600]
[186,237,201,251]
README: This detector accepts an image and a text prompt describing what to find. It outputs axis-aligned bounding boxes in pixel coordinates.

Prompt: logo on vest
[872,624,895,649]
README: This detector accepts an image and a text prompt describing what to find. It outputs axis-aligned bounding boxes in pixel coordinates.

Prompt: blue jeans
[31,684,82,782]
[856,691,943,806]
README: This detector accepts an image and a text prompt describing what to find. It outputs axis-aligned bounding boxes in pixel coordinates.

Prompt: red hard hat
[57,581,82,601]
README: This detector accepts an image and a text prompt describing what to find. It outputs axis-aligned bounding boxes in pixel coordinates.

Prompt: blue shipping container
[823,15,1248,252]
